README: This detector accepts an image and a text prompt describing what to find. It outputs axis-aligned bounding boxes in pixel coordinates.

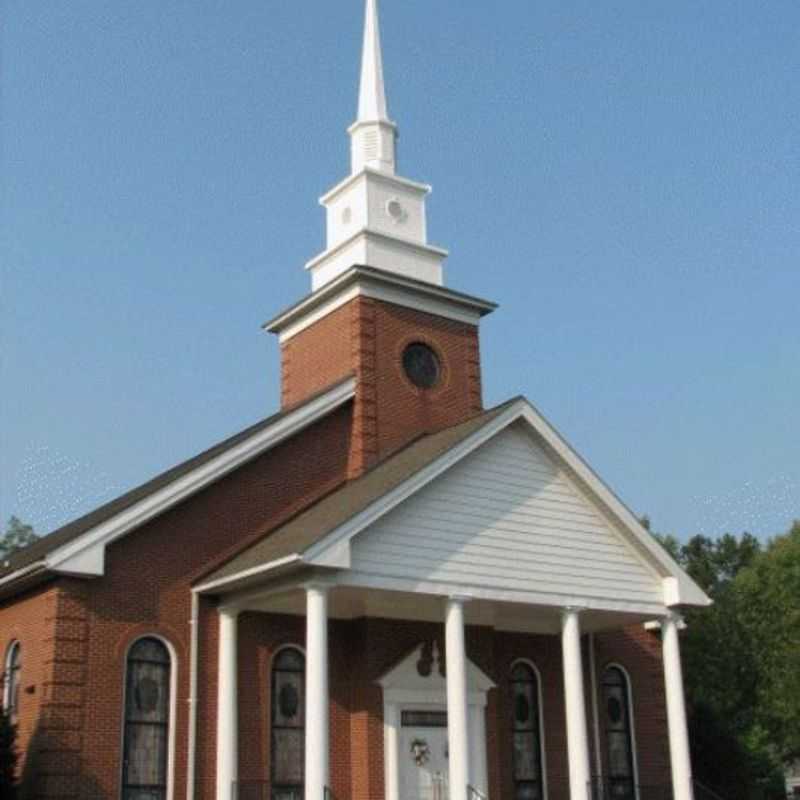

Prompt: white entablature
[305,0,448,292]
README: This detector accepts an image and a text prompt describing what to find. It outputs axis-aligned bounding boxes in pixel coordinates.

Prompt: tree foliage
[0,517,38,562]
[734,522,800,763]
[649,521,798,799]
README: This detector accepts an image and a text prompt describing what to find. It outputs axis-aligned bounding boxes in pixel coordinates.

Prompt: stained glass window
[602,667,636,800]
[3,641,21,719]
[122,638,172,800]
[510,662,544,800]
[271,648,305,800]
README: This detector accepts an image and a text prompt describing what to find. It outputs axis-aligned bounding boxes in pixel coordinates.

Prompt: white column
[445,596,471,800]
[216,607,239,800]
[305,585,330,800]
[384,702,400,800]
[562,608,591,800]
[662,612,695,800]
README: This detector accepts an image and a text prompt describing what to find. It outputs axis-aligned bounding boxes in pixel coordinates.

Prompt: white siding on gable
[350,425,662,606]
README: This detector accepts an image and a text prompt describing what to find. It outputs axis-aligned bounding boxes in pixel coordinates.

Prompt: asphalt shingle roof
[201,398,518,587]
[1,378,355,578]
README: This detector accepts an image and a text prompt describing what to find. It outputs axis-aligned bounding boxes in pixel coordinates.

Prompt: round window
[402,343,441,389]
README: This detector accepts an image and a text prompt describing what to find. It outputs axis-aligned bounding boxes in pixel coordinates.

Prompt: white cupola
[305,0,449,292]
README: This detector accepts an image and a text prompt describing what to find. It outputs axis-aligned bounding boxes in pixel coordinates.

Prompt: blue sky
[2,0,798,541]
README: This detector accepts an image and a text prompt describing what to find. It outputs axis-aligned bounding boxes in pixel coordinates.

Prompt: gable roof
[0,377,356,594]
[199,396,711,610]
[196,400,517,590]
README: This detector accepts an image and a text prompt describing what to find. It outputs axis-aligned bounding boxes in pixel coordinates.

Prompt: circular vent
[402,343,441,389]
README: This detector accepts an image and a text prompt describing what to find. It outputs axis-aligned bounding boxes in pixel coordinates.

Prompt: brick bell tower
[265,0,496,478]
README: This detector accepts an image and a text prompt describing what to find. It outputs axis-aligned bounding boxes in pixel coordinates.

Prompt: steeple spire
[304,0,449,292]
[357,0,390,123]
[349,0,397,175]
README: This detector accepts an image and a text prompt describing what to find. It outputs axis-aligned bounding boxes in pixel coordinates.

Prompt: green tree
[734,521,800,763]
[647,523,787,798]
[0,517,38,561]
[0,707,17,799]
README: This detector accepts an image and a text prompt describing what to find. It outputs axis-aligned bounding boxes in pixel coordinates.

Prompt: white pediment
[351,424,665,610]
[307,399,710,611]
[378,642,495,699]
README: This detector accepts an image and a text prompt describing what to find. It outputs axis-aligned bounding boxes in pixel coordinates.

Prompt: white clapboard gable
[350,423,663,607]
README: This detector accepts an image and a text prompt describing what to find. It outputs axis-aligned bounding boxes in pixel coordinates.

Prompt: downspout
[589,633,603,785]
[187,590,200,800]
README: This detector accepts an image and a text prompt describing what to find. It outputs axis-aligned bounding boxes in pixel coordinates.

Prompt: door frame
[384,694,489,800]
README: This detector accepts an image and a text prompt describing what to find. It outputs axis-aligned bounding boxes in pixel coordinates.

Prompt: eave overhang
[0,377,357,596]
[264,265,497,342]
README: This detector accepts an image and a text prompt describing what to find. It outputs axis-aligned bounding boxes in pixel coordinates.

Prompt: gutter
[0,560,49,592]
[186,591,200,800]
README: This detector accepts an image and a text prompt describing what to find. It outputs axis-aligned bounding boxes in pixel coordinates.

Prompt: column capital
[561,605,586,620]
[448,593,473,605]
[663,608,685,626]
[302,580,332,595]
[218,604,241,618]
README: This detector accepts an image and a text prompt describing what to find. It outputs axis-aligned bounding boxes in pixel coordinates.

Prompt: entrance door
[399,710,450,800]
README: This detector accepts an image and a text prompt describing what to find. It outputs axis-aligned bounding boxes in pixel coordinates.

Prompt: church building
[0,3,710,800]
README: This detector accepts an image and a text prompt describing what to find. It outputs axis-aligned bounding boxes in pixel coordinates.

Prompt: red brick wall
[493,631,570,800]
[0,406,352,799]
[281,304,353,412]
[229,616,670,800]
[0,585,54,779]
[0,579,90,798]
[280,297,483,477]
[3,575,673,800]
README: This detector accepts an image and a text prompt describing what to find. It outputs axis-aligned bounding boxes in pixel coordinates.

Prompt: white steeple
[357,0,390,123]
[349,0,397,174]
[305,0,449,291]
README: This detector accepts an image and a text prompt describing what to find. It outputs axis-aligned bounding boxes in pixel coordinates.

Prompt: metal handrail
[692,780,726,800]
[468,784,488,800]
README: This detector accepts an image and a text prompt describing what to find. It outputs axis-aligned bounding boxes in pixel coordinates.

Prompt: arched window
[122,637,173,800]
[3,641,21,718]
[601,666,637,800]
[271,647,306,800]
[510,661,545,800]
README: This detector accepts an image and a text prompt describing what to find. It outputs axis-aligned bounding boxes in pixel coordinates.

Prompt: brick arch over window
[121,636,177,800]
[270,645,306,800]
[509,659,547,800]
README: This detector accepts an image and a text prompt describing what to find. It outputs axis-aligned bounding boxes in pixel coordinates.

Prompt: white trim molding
[379,643,495,800]
[304,397,709,610]
[266,266,496,343]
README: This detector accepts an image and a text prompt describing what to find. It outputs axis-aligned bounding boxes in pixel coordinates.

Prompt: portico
[197,378,709,800]
[208,579,696,800]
